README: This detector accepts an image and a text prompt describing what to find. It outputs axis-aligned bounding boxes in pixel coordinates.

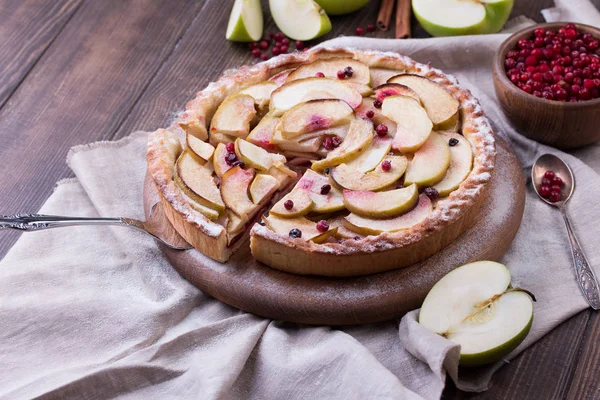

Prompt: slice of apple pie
[147,48,495,276]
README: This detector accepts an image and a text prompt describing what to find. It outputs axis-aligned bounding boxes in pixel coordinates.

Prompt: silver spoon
[0,203,192,250]
[532,154,600,310]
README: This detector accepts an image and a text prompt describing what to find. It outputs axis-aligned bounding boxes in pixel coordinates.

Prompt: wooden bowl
[493,22,600,149]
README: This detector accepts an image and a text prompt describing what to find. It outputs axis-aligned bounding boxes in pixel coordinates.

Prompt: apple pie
[147,48,495,277]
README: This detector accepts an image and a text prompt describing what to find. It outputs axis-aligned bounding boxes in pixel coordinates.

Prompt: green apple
[269,0,332,41]
[226,0,264,42]
[419,261,535,367]
[412,0,514,37]
[314,0,370,15]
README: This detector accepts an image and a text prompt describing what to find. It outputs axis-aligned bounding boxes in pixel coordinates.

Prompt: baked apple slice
[374,83,420,104]
[238,81,278,109]
[263,214,338,243]
[279,99,354,139]
[388,74,459,130]
[209,94,257,136]
[297,169,344,213]
[344,194,432,235]
[250,173,280,204]
[432,131,473,196]
[370,67,404,87]
[285,58,371,85]
[328,216,364,240]
[175,182,221,221]
[226,211,248,236]
[213,143,233,178]
[311,118,373,172]
[270,77,362,116]
[176,150,225,213]
[220,166,256,217]
[187,134,215,161]
[345,135,392,173]
[404,132,451,187]
[276,135,323,153]
[270,190,314,218]
[330,156,408,191]
[246,116,279,151]
[343,184,419,218]
[235,138,286,171]
[381,95,433,153]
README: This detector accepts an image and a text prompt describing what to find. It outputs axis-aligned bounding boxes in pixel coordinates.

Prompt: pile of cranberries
[224,142,244,168]
[504,24,600,102]
[538,170,564,202]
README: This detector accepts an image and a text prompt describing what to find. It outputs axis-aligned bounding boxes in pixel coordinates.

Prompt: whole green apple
[412,0,514,37]
[314,0,370,15]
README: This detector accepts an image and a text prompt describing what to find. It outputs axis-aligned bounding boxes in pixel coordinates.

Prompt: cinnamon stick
[377,0,395,31]
[395,0,411,38]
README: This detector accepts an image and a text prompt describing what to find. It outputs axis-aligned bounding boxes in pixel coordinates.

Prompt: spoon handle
[560,207,600,310]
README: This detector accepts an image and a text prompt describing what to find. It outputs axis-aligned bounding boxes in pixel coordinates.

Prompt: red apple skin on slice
[285,58,371,85]
[213,143,233,178]
[210,94,257,137]
[296,169,345,213]
[279,99,354,138]
[247,117,280,151]
[374,83,420,104]
[344,194,433,235]
[220,166,256,217]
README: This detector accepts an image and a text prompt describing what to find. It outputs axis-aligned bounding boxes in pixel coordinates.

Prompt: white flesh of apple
[263,214,337,243]
[345,136,392,173]
[238,81,278,109]
[220,166,256,217]
[250,173,280,204]
[226,0,263,41]
[269,0,331,41]
[343,184,419,218]
[235,138,286,171]
[419,261,533,363]
[370,68,405,87]
[187,134,215,161]
[177,150,225,212]
[412,0,486,29]
[270,78,362,116]
[246,116,279,151]
[382,95,433,153]
[404,132,451,187]
[297,169,344,213]
[331,156,408,191]
[279,99,354,139]
[210,94,257,137]
[270,189,314,217]
[432,132,473,196]
[286,58,371,85]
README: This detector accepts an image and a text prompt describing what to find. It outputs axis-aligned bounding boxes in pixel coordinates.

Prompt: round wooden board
[144,137,525,326]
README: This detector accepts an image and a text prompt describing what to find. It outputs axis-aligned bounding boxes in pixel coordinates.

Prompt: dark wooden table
[1,0,599,398]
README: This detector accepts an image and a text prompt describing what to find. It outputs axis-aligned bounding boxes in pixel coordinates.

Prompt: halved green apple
[297,169,344,213]
[344,193,432,234]
[370,68,405,87]
[343,184,419,218]
[238,81,279,109]
[279,99,354,139]
[247,116,280,151]
[330,155,408,191]
[270,189,314,217]
[269,0,332,41]
[374,83,421,104]
[432,132,473,196]
[270,78,362,116]
[187,134,215,161]
[235,138,286,171]
[263,214,338,243]
[404,132,451,187]
[286,58,371,85]
[345,135,392,173]
[250,173,280,204]
[209,94,257,137]
[419,260,534,367]
[213,143,233,179]
[388,74,459,130]
[412,0,514,37]
[311,118,373,172]
[314,0,369,15]
[226,0,263,42]
[381,95,433,153]
[220,166,256,217]
[176,150,225,213]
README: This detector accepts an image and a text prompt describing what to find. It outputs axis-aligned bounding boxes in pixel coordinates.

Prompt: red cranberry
[225,152,237,166]
[284,200,294,210]
[226,142,235,153]
[337,70,346,79]
[551,184,562,192]
[261,53,269,61]
[375,124,388,136]
[424,187,439,200]
[534,28,545,37]
[589,40,599,51]
[281,38,290,45]
[275,32,285,41]
[272,47,280,56]
[320,184,331,195]
[373,100,382,109]
[280,45,288,53]
[316,220,329,232]
[295,40,305,50]
[366,110,375,119]
[356,27,365,36]
[539,185,551,197]
[542,177,552,186]
[381,160,392,172]
[549,191,562,202]
[522,84,533,94]
[552,176,564,186]
[331,136,342,147]
[505,58,517,69]
[315,72,325,78]
[323,137,334,150]
[540,64,551,73]
[344,66,354,77]
[249,42,259,50]
[252,48,261,58]
[367,24,375,32]
[260,40,269,49]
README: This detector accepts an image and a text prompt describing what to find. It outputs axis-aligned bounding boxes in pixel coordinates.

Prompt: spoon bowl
[532,154,575,206]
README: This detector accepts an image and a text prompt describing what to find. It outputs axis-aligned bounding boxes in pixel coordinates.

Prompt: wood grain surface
[144,137,525,325]
[1,0,599,397]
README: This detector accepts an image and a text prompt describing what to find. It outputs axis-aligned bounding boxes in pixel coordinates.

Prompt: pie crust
[146,48,496,276]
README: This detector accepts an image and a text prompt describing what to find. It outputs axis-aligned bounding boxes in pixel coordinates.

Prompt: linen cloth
[1,0,600,398]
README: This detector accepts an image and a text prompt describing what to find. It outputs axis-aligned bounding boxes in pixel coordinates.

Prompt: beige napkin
[1,1,600,399]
